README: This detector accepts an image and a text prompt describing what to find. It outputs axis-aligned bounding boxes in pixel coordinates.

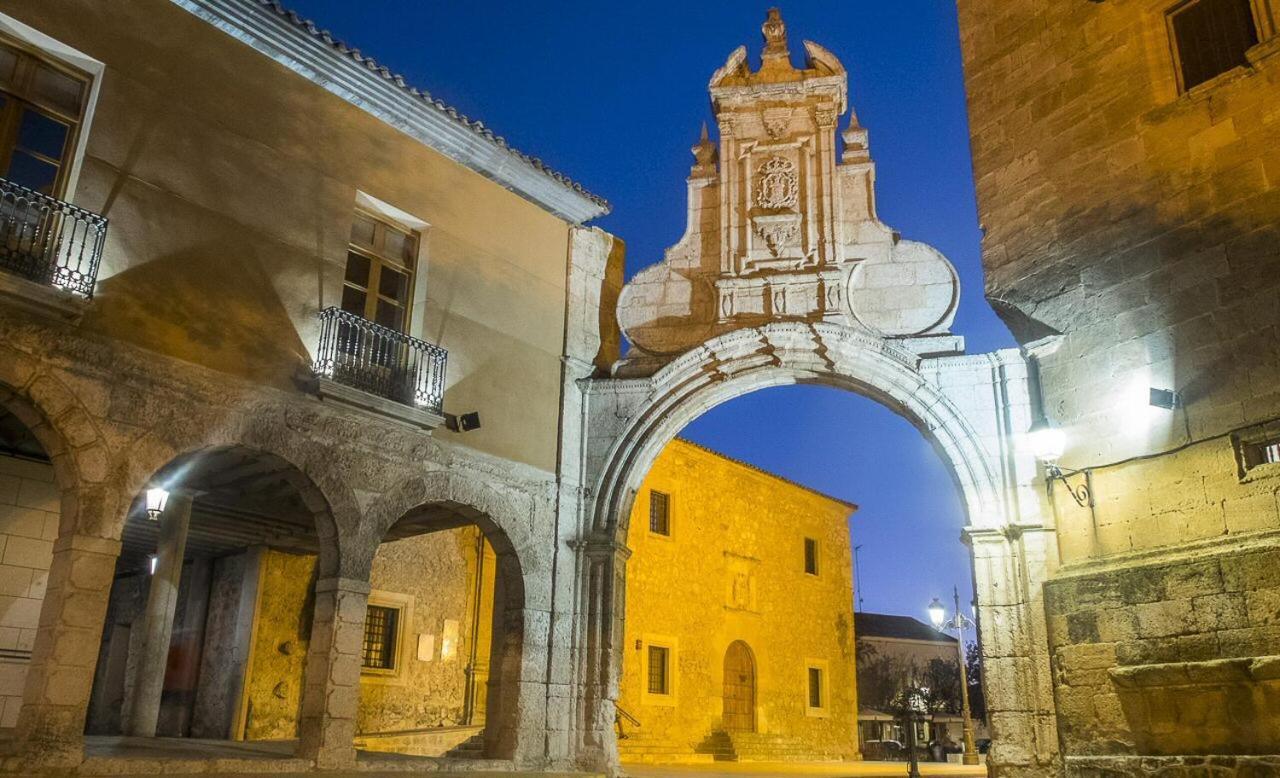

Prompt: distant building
[854,612,976,750]
[618,439,859,764]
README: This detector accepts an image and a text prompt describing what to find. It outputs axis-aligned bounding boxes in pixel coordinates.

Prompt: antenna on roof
[853,544,864,612]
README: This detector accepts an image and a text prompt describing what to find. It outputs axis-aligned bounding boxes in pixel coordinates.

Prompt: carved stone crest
[755,156,798,210]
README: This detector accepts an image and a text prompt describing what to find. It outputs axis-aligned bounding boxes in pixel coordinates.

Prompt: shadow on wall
[89,238,311,390]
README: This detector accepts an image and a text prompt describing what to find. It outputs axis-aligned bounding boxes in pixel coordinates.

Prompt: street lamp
[928,587,981,766]
[1026,417,1094,508]
[144,487,170,521]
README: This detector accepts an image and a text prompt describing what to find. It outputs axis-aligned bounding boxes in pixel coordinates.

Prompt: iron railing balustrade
[0,177,106,298]
[315,306,447,414]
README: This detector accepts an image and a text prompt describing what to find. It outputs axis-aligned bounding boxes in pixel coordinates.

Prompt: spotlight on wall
[145,487,170,521]
[1149,387,1181,410]
[444,411,481,433]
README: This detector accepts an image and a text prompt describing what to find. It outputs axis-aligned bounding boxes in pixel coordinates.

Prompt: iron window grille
[1168,0,1260,92]
[362,604,400,670]
[649,490,670,536]
[647,645,670,695]
[315,306,447,413]
[0,177,104,296]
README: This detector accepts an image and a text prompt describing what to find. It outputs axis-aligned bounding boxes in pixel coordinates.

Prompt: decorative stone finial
[691,122,717,178]
[761,8,789,64]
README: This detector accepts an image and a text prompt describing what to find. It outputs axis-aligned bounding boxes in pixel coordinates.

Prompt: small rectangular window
[1168,0,1260,92]
[1232,422,1280,477]
[362,604,400,670]
[807,666,824,709]
[649,490,670,536]
[803,537,819,576]
[647,645,670,694]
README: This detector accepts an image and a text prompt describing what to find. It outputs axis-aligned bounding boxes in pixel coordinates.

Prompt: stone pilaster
[297,576,369,770]
[16,532,122,766]
[968,526,1063,778]
[574,533,629,774]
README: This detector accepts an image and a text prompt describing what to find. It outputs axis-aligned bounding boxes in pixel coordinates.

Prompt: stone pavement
[623,762,988,778]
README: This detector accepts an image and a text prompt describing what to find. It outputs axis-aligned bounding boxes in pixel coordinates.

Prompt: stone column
[297,576,369,770]
[968,526,1062,778]
[575,534,630,773]
[124,492,193,737]
[17,531,122,767]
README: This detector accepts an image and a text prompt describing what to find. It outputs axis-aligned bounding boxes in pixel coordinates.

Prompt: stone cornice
[171,0,610,224]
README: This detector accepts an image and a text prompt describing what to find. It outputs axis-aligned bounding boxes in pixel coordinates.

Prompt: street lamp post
[929,588,980,766]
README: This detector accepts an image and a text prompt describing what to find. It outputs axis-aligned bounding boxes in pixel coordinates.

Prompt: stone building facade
[617,439,858,764]
[0,0,624,773]
[958,0,1280,774]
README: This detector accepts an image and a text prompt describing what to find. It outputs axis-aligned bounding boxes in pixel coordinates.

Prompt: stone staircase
[617,732,716,764]
[724,731,847,762]
[443,731,486,759]
[621,728,849,764]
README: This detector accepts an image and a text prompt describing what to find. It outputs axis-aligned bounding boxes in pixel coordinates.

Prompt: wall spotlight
[445,411,481,432]
[145,487,170,521]
[1149,387,1181,410]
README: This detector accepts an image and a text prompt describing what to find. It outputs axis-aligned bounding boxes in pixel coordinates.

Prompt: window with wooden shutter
[1168,0,1260,92]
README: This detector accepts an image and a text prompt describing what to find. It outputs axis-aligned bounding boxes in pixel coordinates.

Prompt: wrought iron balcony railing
[315,307,447,414]
[0,177,107,298]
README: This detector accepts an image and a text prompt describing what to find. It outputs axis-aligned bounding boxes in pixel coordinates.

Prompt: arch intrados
[0,383,80,492]
[381,501,526,608]
[595,324,999,542]
[130,443,343,574]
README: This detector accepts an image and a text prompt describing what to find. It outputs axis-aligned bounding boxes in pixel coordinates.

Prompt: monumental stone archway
[573,11,1063,777]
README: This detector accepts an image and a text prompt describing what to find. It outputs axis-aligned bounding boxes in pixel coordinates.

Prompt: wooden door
[722,640,756,732]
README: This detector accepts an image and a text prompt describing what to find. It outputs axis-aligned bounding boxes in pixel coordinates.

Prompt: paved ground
[623,762,988,778]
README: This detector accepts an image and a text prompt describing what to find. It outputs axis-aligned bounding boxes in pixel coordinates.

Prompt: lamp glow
[928,597,946,631]
[145,487,170,521]
[1027,419,1066,463]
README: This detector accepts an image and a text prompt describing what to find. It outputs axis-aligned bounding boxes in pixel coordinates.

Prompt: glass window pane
[383,227,412,264]
[340,285,366,316]
[17,108,70,160]
[350,213,376,248]
[378,266,408,302]
[375,299,404,331]
[343,251,370,287]
[31,63,85,116]
[5,151,58,194]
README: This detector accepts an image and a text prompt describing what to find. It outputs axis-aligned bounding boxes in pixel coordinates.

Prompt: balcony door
[342,210,418,334]
[0,37,89,197]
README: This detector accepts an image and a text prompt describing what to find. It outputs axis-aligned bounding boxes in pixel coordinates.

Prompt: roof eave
[173,0,610,224]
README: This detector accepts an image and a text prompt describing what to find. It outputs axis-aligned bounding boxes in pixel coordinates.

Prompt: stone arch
[361,470,538,761]
[592,322,1004,545]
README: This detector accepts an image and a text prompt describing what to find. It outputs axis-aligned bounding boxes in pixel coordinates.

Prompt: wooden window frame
[648,489,671,537]
[1165,0,1266,93]
[804,659,829,717]
[0,33,92,199]
[803,536,820,577]
[343,208,419,334]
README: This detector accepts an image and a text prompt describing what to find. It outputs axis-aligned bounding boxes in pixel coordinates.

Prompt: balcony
[314,306,448,427]
[0,177,106,300]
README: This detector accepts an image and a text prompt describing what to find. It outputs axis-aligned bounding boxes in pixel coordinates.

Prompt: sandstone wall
[958,0,1280,771]
[0,455,55,729]
[619,439,858,760]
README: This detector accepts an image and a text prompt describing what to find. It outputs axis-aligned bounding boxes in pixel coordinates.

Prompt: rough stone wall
[957,0,1280,550]
[1045,542,1280,759]
[958,0,1280,770]
[0,455,55,729]
[618,439,858,759]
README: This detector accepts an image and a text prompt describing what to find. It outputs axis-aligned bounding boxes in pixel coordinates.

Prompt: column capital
[569,532,631,562]
[314,576,372,595]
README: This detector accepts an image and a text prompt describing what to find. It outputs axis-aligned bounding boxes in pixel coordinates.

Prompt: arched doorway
[722,641,755,733]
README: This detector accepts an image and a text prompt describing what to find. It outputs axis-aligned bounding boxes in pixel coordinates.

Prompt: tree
[965,642,987,722]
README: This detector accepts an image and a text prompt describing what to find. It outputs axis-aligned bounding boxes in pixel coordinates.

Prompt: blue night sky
[282,1,1014,623]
